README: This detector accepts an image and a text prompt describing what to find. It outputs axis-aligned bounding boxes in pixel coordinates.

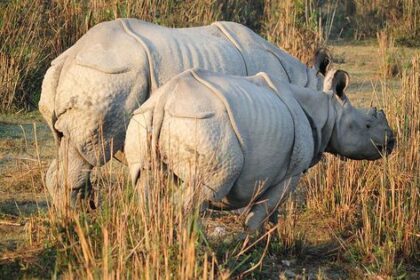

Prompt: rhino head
[325,70,395,160]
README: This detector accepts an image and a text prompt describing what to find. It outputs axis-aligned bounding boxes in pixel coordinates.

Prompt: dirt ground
[0,42,418,278]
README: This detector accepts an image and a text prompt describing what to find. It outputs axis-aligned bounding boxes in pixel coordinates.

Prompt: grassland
[0,0,419,279]
[1,41,419,279]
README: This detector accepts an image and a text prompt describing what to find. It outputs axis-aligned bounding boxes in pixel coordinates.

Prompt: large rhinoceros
[39,19,332,207]
[125,69,395,231]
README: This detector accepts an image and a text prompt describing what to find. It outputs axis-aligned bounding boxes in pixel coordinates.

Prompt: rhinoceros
[39,19,333,207]
[125,68,395,231]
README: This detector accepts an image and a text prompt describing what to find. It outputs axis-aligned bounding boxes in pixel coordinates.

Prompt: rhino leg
[245,175,300,232]
[268,209,279,225]
[158,114,245,215]
[46,137,94,210]
[133,169,154,204]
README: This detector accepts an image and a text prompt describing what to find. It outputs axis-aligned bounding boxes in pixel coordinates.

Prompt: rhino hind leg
[245,175,300,232]
[159,115,245,215]
[46,137,95,210]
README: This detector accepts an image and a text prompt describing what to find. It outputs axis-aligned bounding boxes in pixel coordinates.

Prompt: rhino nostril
[375,138,395,155]
[388,138,395,145]
[387,138,396,151]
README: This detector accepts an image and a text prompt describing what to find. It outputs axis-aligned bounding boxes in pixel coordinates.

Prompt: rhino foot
[244,208,267,233]
[268,209,279,225]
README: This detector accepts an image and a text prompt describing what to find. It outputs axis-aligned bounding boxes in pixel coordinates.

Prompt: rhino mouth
[386,137,396,154]
[375,137,395,156]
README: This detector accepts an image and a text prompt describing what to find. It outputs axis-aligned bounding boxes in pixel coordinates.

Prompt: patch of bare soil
[202,209,352,279]
[0,119,53,278]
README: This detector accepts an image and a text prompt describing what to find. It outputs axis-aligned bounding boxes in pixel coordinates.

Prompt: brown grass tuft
[302,54,419,276]
[263,0,325,64]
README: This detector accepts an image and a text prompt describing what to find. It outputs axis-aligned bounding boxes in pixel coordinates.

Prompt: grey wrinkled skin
[39,19,333,208]
[125,69,394,232]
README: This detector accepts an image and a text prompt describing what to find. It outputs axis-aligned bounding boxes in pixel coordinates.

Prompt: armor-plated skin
[125,69,395,231]
[39,19,333,206]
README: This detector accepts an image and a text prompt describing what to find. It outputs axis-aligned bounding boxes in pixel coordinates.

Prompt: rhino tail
[39,54,69,145]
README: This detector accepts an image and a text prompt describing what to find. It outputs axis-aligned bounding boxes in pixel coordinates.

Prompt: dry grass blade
[0,1,418,278]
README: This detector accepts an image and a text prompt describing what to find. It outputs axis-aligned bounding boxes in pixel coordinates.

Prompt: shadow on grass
[0,198,48,218]
[203,210,350,279]
[0,246,57,279]
[210,234,350,279]
[0,197,53,279]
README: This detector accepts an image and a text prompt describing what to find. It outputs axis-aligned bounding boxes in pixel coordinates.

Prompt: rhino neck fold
[290,85,336,167]
[314,96,336,165]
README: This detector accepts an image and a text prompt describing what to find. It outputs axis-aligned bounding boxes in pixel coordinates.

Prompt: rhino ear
[332,70,350,99]
[313,48,331,76]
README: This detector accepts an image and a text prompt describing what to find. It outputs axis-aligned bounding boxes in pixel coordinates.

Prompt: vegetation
[0,0,419,278]
[1,0,419,111]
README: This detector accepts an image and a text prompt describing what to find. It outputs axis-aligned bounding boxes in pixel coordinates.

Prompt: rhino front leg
[245,175,300,232]
[46,137,94,210]
[268,208,279,225]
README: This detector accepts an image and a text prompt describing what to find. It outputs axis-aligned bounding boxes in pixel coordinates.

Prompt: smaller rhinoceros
[125,69,395,231]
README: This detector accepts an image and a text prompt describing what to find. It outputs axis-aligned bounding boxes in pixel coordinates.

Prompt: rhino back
[213,21,310,87]
[122,19,247,90]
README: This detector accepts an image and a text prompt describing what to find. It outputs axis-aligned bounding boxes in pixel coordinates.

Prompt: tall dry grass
[302,54,419,276]
[1,0,418,111]
[25,54,419,279]
[0,1,48,111]
[0,0,263,112]
[1,0,418,278]
[376,31,402,79]
[263,0,325,64]
[352,0,419,45]
[38,162,207,279]
[37,158,255,278]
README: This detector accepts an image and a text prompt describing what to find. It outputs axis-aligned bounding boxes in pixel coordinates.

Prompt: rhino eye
[366,124,371,129]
